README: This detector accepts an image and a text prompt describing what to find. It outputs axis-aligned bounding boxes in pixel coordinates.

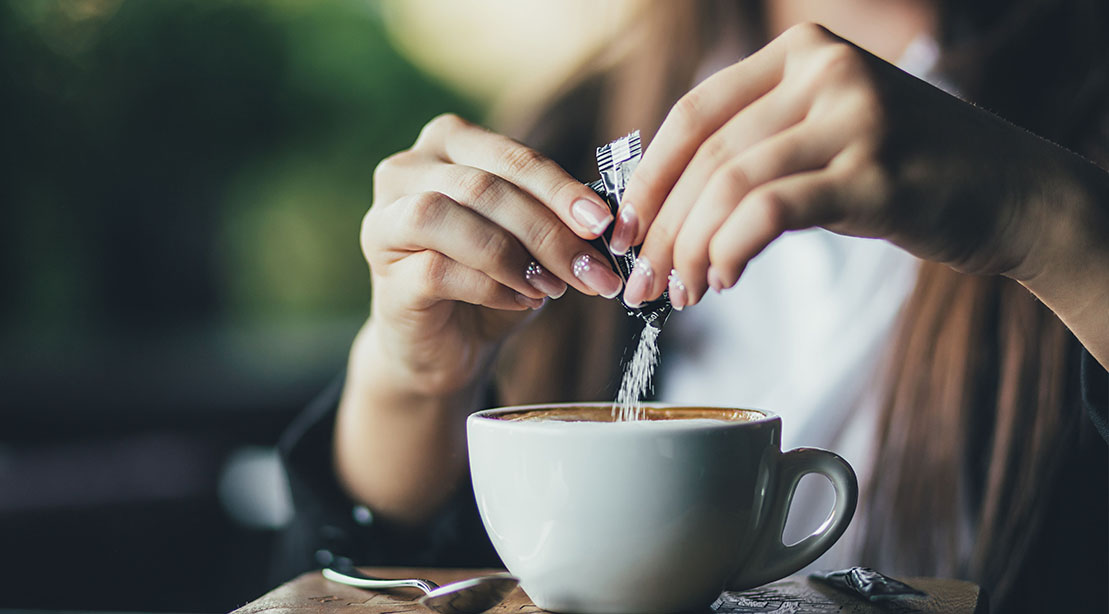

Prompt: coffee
[495,405,759,423]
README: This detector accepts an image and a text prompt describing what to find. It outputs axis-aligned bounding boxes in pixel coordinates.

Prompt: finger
[625,114,842,308]
[385,163,618,298]
[671,120,846,305]
[620,84,811,306]
[392,250,543,313]
[416,113,615,240]
[616,32,794,248]
[370,192,567,301]
[661,80,812,215]
[707,170,843,291]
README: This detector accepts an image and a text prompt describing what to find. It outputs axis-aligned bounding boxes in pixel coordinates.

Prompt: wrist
[335,320,489,524]
[1010,149,1109,285]
[353,319,491,410]
[1011,149,1109,367]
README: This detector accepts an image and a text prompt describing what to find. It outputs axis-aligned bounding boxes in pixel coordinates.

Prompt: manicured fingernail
[668,269,687,311]
[707,267,725,293]
[572,253,622,298]
[622,255,654,308]
[609,204,638,255]
[515,293,545,310]
[571,198,613,237]
[524,260,567,299]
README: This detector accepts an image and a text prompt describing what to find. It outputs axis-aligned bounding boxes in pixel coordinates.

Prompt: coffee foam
[494,406,760,423]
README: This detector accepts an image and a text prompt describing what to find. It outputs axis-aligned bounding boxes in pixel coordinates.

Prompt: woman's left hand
[617,22,1095,310]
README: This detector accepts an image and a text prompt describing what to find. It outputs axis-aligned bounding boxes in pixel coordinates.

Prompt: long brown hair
[492,0,1108,606]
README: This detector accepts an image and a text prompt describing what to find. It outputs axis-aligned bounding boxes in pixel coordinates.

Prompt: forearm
[1014,151,1109,370]
[334,319,488,527]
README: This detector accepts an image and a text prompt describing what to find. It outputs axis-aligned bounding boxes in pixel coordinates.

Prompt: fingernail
[668,269,687,311]
[622,255,654,308]
[571,198,613,237]
[572,253,622,299]
[524,260,567,299]
[515,293,545,310]
[609,204,638,255]
[707,267,725,293]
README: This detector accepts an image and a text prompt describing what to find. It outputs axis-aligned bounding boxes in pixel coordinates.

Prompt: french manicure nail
[515,293,545,310]
[572,253,622,299]
[609,204,639,255]
[707,267,725,293]
[571,198,614,237]
[622,255,654,308]
[668,269,687,311]
[524,260,567,299]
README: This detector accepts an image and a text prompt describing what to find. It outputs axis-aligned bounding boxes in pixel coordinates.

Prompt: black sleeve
[1081,348,1109,443]
[269,373,501,583]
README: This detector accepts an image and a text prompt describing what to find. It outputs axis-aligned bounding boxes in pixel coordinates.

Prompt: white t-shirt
[654,35,947,569]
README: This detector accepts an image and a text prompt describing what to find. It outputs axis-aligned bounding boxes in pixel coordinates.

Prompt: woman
[277,1,1109,611]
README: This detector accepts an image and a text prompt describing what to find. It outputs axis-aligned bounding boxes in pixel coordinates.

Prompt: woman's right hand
[360,113,622,398]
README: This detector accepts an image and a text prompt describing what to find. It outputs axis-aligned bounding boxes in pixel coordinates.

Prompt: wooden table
[232,568,986,614]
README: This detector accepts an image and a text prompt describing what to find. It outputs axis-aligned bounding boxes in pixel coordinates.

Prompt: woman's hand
[360,113,621,398]
[340,114,624,524]
[617,23,1096,312]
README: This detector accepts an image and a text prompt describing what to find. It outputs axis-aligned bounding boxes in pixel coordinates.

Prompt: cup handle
[727,447,859,590]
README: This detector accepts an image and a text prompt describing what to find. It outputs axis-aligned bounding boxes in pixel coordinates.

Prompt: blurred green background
[2,0,476,342]
[0,0,477,611]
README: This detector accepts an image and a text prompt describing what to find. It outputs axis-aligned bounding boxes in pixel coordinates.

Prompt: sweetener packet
[810,566,928,602]
[586,130,672,329]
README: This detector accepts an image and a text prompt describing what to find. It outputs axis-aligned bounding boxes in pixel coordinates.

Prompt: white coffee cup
[467,403,858,614]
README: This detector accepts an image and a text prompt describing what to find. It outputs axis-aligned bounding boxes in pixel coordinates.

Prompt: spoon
[322,562,519,614]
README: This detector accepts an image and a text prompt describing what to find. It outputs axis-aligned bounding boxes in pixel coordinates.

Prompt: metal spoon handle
[323,566,440,594]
